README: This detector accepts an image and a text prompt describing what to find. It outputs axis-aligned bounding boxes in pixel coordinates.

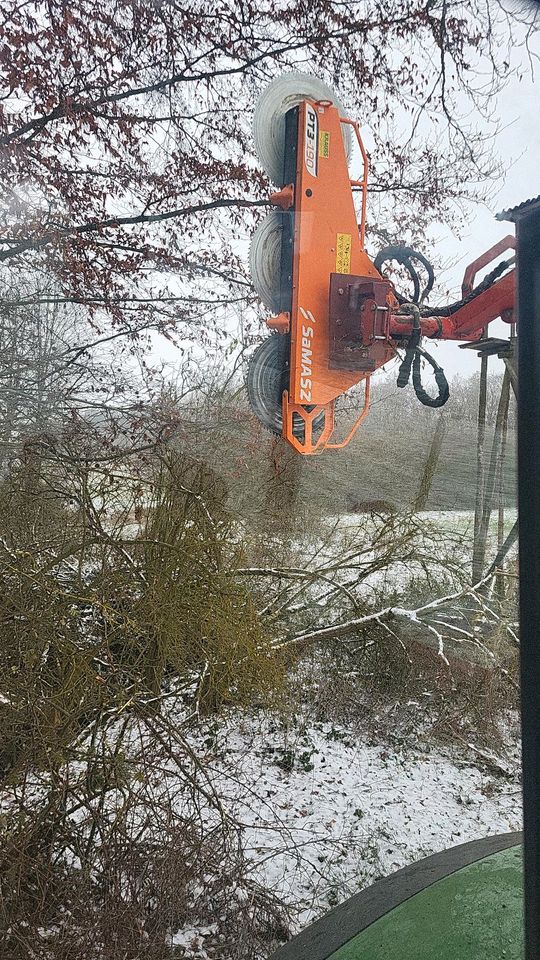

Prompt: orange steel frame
[266,98,516,455]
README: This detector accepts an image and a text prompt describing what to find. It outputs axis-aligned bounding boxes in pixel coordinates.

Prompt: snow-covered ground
[200,711,521,935]
[166,507,520,954]
[3,504,520,959]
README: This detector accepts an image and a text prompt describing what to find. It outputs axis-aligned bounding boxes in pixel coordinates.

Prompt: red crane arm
[389,236,516,343]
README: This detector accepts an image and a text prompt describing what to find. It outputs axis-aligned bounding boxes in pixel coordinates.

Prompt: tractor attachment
[247,73,516,455]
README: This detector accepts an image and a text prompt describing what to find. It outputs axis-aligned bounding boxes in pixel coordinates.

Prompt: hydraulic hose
[374,244,435,305]
[396,303,449,409]
[374,243,512,412]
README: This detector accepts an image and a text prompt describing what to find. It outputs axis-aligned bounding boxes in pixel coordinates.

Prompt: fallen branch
[274,573,498,664]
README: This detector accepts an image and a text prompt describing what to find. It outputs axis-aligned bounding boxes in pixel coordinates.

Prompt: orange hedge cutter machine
[246,74,516,455]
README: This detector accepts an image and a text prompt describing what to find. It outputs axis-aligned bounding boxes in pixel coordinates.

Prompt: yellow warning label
[319,130,330,158]
[336,233,352,273]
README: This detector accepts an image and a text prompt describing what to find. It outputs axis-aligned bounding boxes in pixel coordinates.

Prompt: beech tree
[0,0,536,355]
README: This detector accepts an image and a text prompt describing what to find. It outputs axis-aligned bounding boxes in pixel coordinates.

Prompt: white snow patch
[199,713,521,932]
[171,923,218,957]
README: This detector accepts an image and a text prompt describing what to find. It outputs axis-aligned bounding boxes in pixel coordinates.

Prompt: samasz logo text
[299,307,316,402]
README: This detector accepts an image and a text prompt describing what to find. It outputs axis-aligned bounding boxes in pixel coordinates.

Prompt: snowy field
[179,708,521,952]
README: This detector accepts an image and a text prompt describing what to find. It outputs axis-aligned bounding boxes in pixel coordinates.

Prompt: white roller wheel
[246,334,326,439]
[249,211,283,312]
[253,71,352,186]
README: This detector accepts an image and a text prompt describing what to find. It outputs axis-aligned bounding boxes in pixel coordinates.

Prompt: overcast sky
[426,24,540,377]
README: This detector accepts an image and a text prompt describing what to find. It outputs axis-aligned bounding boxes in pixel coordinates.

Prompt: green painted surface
[329,846,524,960]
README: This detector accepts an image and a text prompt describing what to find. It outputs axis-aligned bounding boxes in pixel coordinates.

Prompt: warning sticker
[319,130,330,158]
[336,233,352,273]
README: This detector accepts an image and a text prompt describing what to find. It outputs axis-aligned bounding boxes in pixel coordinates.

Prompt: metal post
[476,367,511,580]
[472,352,488,583]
